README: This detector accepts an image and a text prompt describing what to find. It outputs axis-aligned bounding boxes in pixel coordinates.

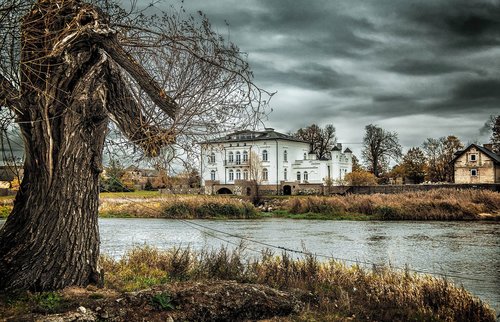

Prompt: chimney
[336,143,342,150]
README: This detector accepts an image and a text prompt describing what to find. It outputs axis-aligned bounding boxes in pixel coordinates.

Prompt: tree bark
[0,0,176,291]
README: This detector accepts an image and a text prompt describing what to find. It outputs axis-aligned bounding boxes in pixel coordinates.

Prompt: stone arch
[217,187,233,194]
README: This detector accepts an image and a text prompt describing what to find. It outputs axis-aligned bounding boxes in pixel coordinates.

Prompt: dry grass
[283,189,500,220]
[99,195,257,219]
[101,246,496,321]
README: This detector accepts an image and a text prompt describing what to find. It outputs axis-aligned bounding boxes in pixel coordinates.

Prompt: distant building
[451,144,500,184]
[199,128,353,195]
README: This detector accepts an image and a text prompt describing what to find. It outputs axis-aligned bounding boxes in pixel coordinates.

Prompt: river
[1,218,499,312]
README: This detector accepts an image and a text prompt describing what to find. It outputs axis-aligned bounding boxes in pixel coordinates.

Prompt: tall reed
[283,189,500,220]
[101,246,496,321]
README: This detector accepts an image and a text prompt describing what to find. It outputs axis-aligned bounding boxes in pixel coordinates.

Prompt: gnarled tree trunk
[0,0,176,291]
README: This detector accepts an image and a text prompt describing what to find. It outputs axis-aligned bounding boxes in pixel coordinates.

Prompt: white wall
[201,138,352,187]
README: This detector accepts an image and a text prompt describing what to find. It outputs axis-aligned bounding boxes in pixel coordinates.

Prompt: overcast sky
[150,0,500,156]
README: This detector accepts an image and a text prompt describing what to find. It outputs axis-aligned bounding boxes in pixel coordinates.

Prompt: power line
[100,184,491,284]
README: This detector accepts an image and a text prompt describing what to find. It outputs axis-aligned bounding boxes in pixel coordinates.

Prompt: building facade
[200,128,353,195]
[452,144,500,184]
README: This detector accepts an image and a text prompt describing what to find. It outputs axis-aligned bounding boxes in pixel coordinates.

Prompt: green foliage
[33,292,62,313]
[0,205,12,218]
[151,292,174,311]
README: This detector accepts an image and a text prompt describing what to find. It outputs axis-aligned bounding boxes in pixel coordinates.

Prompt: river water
[1,218,499,312]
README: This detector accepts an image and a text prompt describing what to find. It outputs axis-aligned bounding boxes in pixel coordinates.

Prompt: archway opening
[283,185,292,195]
[217,187,233,194]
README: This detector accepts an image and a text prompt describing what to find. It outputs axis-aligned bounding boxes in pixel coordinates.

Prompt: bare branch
[0,73,21,114]
[101,36,178,119]
[104,59,175,157]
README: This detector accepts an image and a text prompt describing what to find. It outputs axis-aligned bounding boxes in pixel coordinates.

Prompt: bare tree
[489,115,500,153]
[422,136,463,182]
[362,124,402,177]
[0,0,268,291]
[294,124,336,159]
[248,150,263,203]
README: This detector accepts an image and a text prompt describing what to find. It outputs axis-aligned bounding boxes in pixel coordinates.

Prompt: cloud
[146,0,499,154]
[387,59,463,76]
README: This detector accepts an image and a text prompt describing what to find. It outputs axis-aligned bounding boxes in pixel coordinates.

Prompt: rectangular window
[471,169,478,176]
[469,154,477,162]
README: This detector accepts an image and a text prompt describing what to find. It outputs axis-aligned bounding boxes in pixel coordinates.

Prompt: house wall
[453,146,498,184]
[201,137,353,194]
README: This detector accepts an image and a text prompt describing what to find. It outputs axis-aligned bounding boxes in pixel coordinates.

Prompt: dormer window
[469,154,477,162]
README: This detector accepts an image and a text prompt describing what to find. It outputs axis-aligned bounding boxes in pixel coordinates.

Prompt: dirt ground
[0,280,304,322]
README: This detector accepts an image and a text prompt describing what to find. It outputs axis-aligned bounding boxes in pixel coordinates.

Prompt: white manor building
[200,128,353,195]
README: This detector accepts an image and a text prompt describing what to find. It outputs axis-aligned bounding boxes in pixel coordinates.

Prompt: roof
[199,128,309,144]
[451,144,500,165]
[344,148,352,153]
[332,146,341,151]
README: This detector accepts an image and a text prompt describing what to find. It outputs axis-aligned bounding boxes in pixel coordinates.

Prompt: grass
[281,189,500,220]
[100,195,258,219]
[100,246,496,321]
[1,189,498,221]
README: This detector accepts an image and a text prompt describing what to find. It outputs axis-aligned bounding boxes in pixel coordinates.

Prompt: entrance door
[283,185,292,195]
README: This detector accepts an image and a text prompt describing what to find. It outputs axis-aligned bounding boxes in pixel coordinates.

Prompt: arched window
[284,168,287,180]
[210,170,216,181]
[262,168,268,181]
[243,151,248,162]
[228,152,234,163]
[304,171,308,181]
[236,151,241,164]
[303,153,307,160]
[243,169,249,180]
[283,150,288,162]
[229,170,234,181]
[209,152,215,163]
[297,171,301,181]
[262,150,268,161]
[236,169,241,180]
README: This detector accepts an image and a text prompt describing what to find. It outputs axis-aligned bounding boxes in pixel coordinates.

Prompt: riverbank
[99,189,500,220]
[0,246,495,321]
[1,189,499,220]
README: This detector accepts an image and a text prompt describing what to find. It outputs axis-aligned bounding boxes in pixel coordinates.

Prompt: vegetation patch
[151,292,174,311]
[280,189,500,221]
[99,246,495,321]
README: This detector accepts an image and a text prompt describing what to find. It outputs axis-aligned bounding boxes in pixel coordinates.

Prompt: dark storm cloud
[151,0,500,149]
[403,0,500,50]
[254,62,358,90]
[453,79,500,100]
[387,59,463,76]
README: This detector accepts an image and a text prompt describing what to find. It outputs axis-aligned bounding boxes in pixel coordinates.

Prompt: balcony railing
[224,160,249,166]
